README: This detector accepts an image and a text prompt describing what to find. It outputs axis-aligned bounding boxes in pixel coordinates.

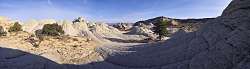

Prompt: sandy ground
[0,32,99,64]
[0,31,147,65]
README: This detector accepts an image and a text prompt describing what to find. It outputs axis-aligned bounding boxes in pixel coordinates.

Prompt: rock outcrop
[72,19,107,43]
[93,0,250,69]
[134,16,215,33]
[0,17,14,31]
[2,0,250,69]
[128,26,154,37]
[22,19,40,33]
[112,23,133,31]
[22,19,57,34]
[62,20,78,36]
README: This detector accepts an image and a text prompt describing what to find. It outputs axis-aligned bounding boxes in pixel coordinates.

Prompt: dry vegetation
[0,31,99,64]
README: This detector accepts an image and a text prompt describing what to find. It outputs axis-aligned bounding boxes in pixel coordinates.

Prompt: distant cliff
[133,16,215,32]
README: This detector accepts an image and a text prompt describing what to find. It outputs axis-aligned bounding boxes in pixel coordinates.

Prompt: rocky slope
[0,31,99,64]
[121,16,214,39]
[1,0,250,69]
[112,23,133,31]
[94,0,250,69]
[0,16,148,67]
[133,16,214,33]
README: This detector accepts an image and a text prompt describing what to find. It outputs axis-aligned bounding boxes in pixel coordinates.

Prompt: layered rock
[73,20,89,32]
[62,20,78,36]
[93,23,121,36]
[128,26,154,37]
[2,0,250,69]
[71,18,111,43]
[93,0,250,69]
[92,23,147,41]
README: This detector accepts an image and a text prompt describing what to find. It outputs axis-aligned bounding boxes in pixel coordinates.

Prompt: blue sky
[0,0,232,23]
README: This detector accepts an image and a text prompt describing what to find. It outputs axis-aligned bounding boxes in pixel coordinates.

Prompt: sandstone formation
[72,19,108,43]
[128,26,154,37]
[20,17,145,44]
[89,23,147,43]
[91,0,250,69]
[93,23,121,37]
[22,19,57,34]
[1,0,250,69]
[112,23,133,31]
[0,17,14,31]
[22,19,40,33]
[133,16,215,33]
[62,20,78,36]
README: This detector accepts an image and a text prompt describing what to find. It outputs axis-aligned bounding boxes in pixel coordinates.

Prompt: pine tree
[153,20,169,40]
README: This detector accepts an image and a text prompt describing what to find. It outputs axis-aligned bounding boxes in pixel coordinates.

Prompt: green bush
[0,26,7,36]
[8,22,22,32]
[41,23,64,36]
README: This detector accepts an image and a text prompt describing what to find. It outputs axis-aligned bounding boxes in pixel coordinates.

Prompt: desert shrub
[41,23,64,36]
[8,22,22,32]
[0,26,7,36]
